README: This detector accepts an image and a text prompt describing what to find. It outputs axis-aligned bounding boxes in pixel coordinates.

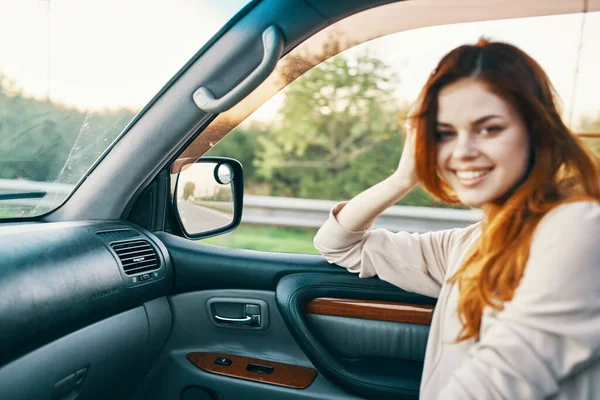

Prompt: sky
[1,1,598,128]
[0,0,249,110]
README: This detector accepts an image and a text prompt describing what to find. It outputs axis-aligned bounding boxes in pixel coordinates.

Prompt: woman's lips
[453,167,494,187]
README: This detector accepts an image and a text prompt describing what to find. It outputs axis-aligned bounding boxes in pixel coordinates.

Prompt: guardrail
[1,179,482,232]
[243,195,482,233]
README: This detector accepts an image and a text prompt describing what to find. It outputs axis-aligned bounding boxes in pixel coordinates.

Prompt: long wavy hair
[411,38,600,342]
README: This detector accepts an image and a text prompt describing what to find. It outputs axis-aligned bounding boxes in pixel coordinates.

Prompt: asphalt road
[178,201,233,234]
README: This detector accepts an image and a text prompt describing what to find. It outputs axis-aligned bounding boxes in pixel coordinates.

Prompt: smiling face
[435,78,531,207]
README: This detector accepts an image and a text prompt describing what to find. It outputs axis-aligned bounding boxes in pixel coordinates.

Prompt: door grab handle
[214,315,253,325]
[192,25,284,113]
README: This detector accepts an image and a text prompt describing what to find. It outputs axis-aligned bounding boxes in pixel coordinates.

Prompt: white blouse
[313,201,600,399]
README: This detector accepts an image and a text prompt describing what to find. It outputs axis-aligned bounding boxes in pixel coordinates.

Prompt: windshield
[0,0,250,219]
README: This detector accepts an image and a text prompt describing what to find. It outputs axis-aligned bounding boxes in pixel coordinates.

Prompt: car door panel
[276,273,436,399]
[132,289,363,400]
[134,236,436,399]
[306,314,429,363]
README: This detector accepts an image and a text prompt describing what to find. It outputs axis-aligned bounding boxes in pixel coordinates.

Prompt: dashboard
[0,221,173,400]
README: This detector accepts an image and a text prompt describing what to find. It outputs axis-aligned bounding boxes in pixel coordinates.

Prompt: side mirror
[173,157,243,239]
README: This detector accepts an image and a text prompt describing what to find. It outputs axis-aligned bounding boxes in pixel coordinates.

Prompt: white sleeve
[313,202,479,298]
[438,201,600,399]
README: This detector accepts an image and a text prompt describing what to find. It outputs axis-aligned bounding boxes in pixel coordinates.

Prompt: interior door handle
[214,315,253,325]
[207,298,268,329]
[192,25,284,113]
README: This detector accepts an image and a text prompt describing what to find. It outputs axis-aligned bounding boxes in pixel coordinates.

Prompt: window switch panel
[214,357,232,366]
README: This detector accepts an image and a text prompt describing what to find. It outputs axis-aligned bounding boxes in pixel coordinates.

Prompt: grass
[201,224,320,254]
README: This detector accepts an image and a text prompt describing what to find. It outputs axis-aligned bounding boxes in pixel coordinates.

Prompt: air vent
[110,239,160,275]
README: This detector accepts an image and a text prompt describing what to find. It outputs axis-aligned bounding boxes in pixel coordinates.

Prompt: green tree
[0,73,137,184]
[211,186,232,202]
[256,51,401,198]
[183,181,196,200]
[254,49,432,203]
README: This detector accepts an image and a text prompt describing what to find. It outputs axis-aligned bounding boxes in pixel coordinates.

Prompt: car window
[181,7,599,254]
[573,11,600,153]
[0,0,250,219]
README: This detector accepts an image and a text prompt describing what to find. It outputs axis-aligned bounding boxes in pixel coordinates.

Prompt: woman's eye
[480,126,503,135]
[436,130,455,141]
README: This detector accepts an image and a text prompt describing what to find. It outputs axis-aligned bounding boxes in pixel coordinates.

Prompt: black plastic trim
[125,168,171,231]
[156,232,345,292]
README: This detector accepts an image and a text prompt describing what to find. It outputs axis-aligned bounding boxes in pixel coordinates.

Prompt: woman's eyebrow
[436,115,503,128]
[471,115,503,126]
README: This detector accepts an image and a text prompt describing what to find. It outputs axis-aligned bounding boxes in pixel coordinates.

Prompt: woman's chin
[454,191,497,208]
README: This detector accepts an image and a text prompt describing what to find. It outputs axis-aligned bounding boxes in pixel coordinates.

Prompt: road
[178,201,233,233]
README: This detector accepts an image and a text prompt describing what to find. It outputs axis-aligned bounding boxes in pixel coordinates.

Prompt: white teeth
[455,169,490,180]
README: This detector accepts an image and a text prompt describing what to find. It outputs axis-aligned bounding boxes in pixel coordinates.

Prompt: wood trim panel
[187,352,317,389]
[305,298,434,325]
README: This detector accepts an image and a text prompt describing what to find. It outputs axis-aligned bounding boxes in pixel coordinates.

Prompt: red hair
[411,38,600,342]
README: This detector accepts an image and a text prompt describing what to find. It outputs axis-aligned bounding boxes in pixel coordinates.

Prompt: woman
[313,38,600,399]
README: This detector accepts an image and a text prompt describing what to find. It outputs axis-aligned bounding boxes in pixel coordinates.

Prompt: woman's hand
[394,104,420,190]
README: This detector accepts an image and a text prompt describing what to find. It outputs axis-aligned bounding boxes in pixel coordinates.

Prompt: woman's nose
[452,133,480,159]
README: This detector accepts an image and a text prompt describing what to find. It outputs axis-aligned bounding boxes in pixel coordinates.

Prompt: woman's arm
[313,121,479,298]
[313,206,476,298]
[333,170,416,232]
[439,201,600,399]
